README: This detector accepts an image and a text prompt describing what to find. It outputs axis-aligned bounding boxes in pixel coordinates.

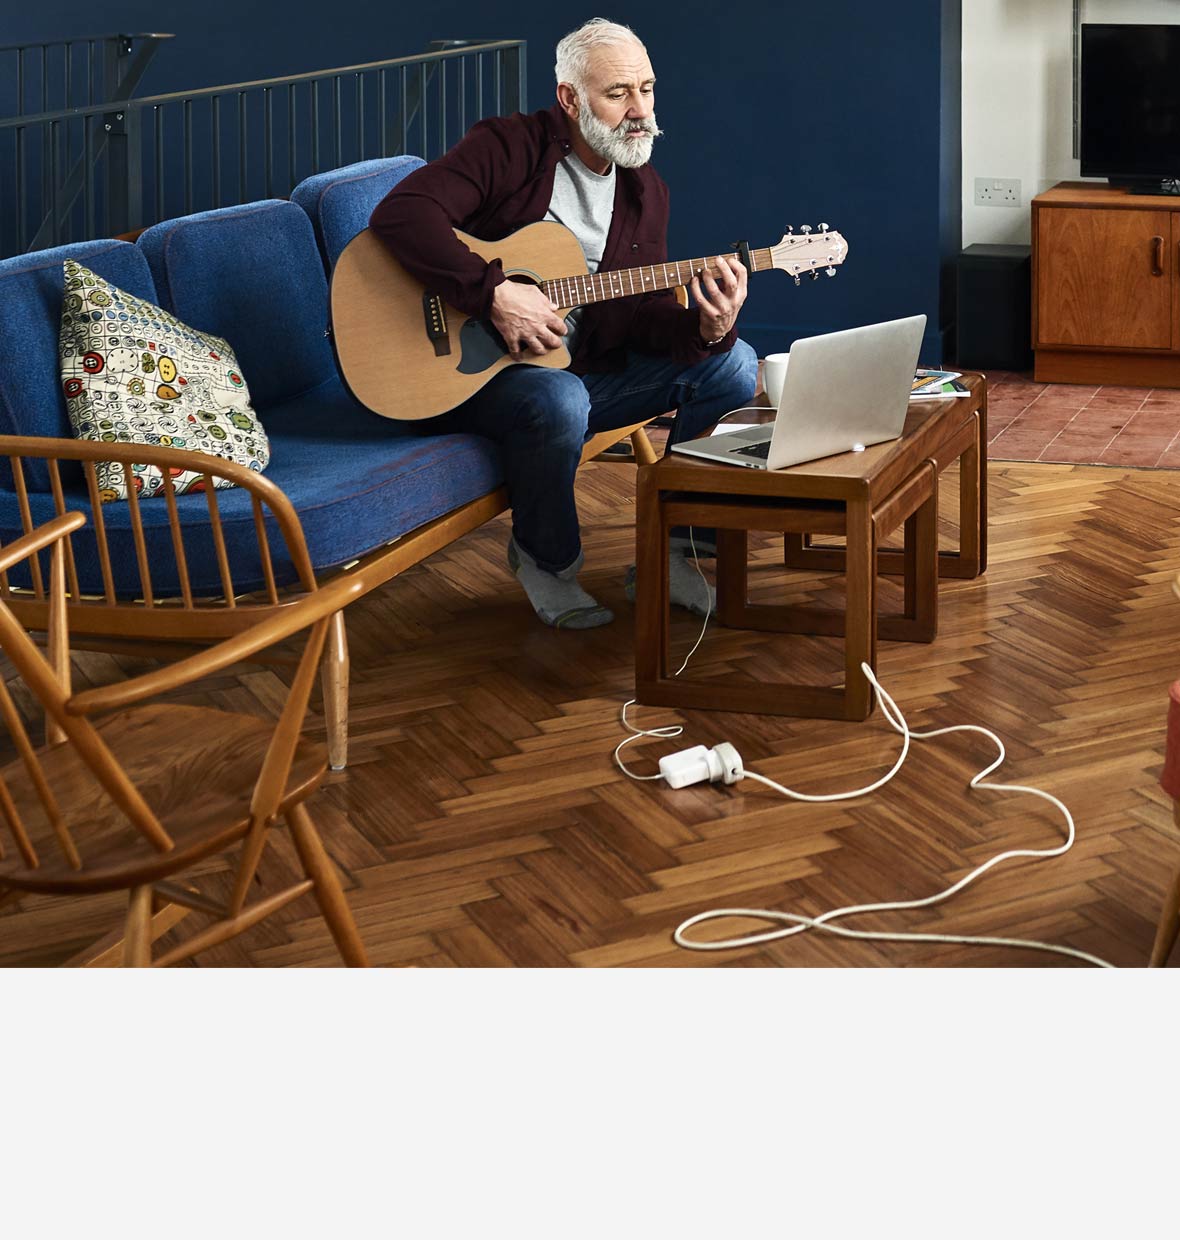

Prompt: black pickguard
[456,317,511,374]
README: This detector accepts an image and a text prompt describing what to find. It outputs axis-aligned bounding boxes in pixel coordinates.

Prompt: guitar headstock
[769,225,848,284]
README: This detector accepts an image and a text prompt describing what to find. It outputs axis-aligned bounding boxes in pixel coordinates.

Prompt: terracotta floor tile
[1111,420,1174,437]
[1028,390,1091,409]
[990,386,1045,405]
[986,417,1018,441]
[1031,383,1099,399]
[1011,408,1076,430]
[959,378,1180,468]
[1120,409,1180,429]
[1046,429,1117,450]
[989,436,1054,459]
[1082,396,1149,412]
[1099,444,1163,466]
[1045,442,1115,464]
[1108,432,1174,450]
[1071,407,1135,429]
[1093,385,1152,399]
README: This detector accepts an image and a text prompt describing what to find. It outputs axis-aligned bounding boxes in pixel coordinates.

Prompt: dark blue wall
[5,1,961,360]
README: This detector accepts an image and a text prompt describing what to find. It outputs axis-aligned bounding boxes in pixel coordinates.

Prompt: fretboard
[541,248,775,310]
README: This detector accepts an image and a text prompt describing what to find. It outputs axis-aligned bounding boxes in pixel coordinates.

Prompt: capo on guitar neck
[731,240,754,274]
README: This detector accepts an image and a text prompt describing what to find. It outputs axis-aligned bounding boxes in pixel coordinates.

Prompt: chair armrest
[66,573,365,715]
[0,435,289,500]
[0,511,87,574]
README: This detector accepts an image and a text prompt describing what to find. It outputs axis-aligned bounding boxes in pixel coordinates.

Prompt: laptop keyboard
[731,439,771,460]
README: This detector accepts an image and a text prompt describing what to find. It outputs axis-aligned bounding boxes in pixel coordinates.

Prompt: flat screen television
[1081,23,1180,193]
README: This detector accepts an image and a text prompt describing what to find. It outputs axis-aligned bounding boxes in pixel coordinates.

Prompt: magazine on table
[910,368,971,399]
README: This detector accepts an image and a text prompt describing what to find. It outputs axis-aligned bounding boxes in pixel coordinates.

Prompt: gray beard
[577,106,662,169]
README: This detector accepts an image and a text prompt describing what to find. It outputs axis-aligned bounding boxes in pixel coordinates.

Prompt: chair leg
[1149,865,1180,967]
[321,610,350,771]
[630,427,658,466]
[123,884,153,967]
[287,801,369,966]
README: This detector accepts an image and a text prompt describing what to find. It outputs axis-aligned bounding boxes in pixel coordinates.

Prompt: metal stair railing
[0,37,527,258]
[1,32,173,255]
[0,32,172,117]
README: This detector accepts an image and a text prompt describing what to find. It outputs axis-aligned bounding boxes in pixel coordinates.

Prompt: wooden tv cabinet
[1032,181,1180,387]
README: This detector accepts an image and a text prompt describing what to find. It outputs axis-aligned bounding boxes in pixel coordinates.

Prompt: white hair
[554,18,645,92]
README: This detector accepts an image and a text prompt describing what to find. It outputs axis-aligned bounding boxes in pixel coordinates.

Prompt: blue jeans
[413,340,758,572]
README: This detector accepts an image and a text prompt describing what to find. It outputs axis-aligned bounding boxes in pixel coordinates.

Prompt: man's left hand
[690,254,748,346]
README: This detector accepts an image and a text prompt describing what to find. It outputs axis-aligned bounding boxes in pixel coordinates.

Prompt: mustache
[613,116,662,138]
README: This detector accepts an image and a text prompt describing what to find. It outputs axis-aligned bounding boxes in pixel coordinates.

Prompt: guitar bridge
[422,292,451,357]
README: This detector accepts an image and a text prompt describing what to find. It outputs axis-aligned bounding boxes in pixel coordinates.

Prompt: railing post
[504,41,527,114]
[103,108,129,235]
[101,38,124,235]
[115,33,134,96]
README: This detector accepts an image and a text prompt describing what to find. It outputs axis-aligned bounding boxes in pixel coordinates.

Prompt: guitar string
[541,247,779,308]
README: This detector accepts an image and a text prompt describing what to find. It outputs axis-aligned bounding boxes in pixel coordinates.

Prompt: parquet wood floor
[3,458,1179,967]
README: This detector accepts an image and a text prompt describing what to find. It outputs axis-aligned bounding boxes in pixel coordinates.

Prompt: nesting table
[633,373,987,720]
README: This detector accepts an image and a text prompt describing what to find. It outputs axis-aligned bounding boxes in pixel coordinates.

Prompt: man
[370,18,758,629]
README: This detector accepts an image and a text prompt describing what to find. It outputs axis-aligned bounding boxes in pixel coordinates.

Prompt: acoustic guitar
[330,222,849,421]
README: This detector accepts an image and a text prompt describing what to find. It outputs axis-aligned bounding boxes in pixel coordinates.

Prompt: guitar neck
[541,247,775,310]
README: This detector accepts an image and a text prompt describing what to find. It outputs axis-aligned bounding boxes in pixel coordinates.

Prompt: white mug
[762,352,791,407]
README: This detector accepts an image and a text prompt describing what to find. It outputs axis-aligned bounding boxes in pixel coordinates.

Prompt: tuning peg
[801,224,813,234]
[793,275,801,286]
[819,222,829,232]
[826,266,837,277]
[785,225,794,234]
[809,270,820,280]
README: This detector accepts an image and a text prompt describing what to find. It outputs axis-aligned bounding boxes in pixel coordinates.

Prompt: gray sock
[508,536,614,630]
[623,553,715,618]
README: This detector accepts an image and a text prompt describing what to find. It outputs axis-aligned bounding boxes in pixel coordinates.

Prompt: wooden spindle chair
[0,426,665,770]
[0,509,370,966]
[0,437,378,771]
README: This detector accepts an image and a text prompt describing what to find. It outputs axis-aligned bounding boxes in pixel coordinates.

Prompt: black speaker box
[955,243,1033,371]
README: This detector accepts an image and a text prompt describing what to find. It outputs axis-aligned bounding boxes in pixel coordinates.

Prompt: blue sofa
[0,157,655,767]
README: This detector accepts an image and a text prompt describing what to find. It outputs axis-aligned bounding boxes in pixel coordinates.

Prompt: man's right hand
[490,280,568,360]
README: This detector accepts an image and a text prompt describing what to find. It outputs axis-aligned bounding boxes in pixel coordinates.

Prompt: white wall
[962,0,1180,245]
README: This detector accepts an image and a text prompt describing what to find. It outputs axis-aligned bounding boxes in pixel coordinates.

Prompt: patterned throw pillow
[58,259,269,501]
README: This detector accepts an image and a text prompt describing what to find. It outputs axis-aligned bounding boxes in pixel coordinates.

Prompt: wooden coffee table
[633,374,987,720]
[784,374,987,580]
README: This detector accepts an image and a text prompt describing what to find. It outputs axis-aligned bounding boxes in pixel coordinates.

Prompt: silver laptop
[671,315,927,470]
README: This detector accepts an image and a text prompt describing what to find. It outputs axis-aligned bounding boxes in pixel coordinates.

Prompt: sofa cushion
[256,376,505,574]
[0,376,505,598]
[137,201,336,411]
[59,260,269,501]
[0,240,159,490]
[291,156,426,270]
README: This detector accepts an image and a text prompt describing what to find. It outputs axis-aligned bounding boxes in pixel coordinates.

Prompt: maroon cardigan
[368,104,736,375]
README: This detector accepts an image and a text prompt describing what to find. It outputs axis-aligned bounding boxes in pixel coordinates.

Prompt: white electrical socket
[974,177,1021,208]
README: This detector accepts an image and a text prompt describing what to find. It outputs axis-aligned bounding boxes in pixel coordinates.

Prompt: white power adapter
[658,742,743,789]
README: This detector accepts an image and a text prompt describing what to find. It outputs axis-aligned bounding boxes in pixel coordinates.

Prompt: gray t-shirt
[543,153,616,357]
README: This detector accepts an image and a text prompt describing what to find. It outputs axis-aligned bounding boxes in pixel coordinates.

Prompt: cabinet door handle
[1152,235,1165,276]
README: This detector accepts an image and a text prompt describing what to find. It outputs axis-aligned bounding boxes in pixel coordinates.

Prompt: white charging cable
[614,529,716,780]
[617,538,1116,968]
